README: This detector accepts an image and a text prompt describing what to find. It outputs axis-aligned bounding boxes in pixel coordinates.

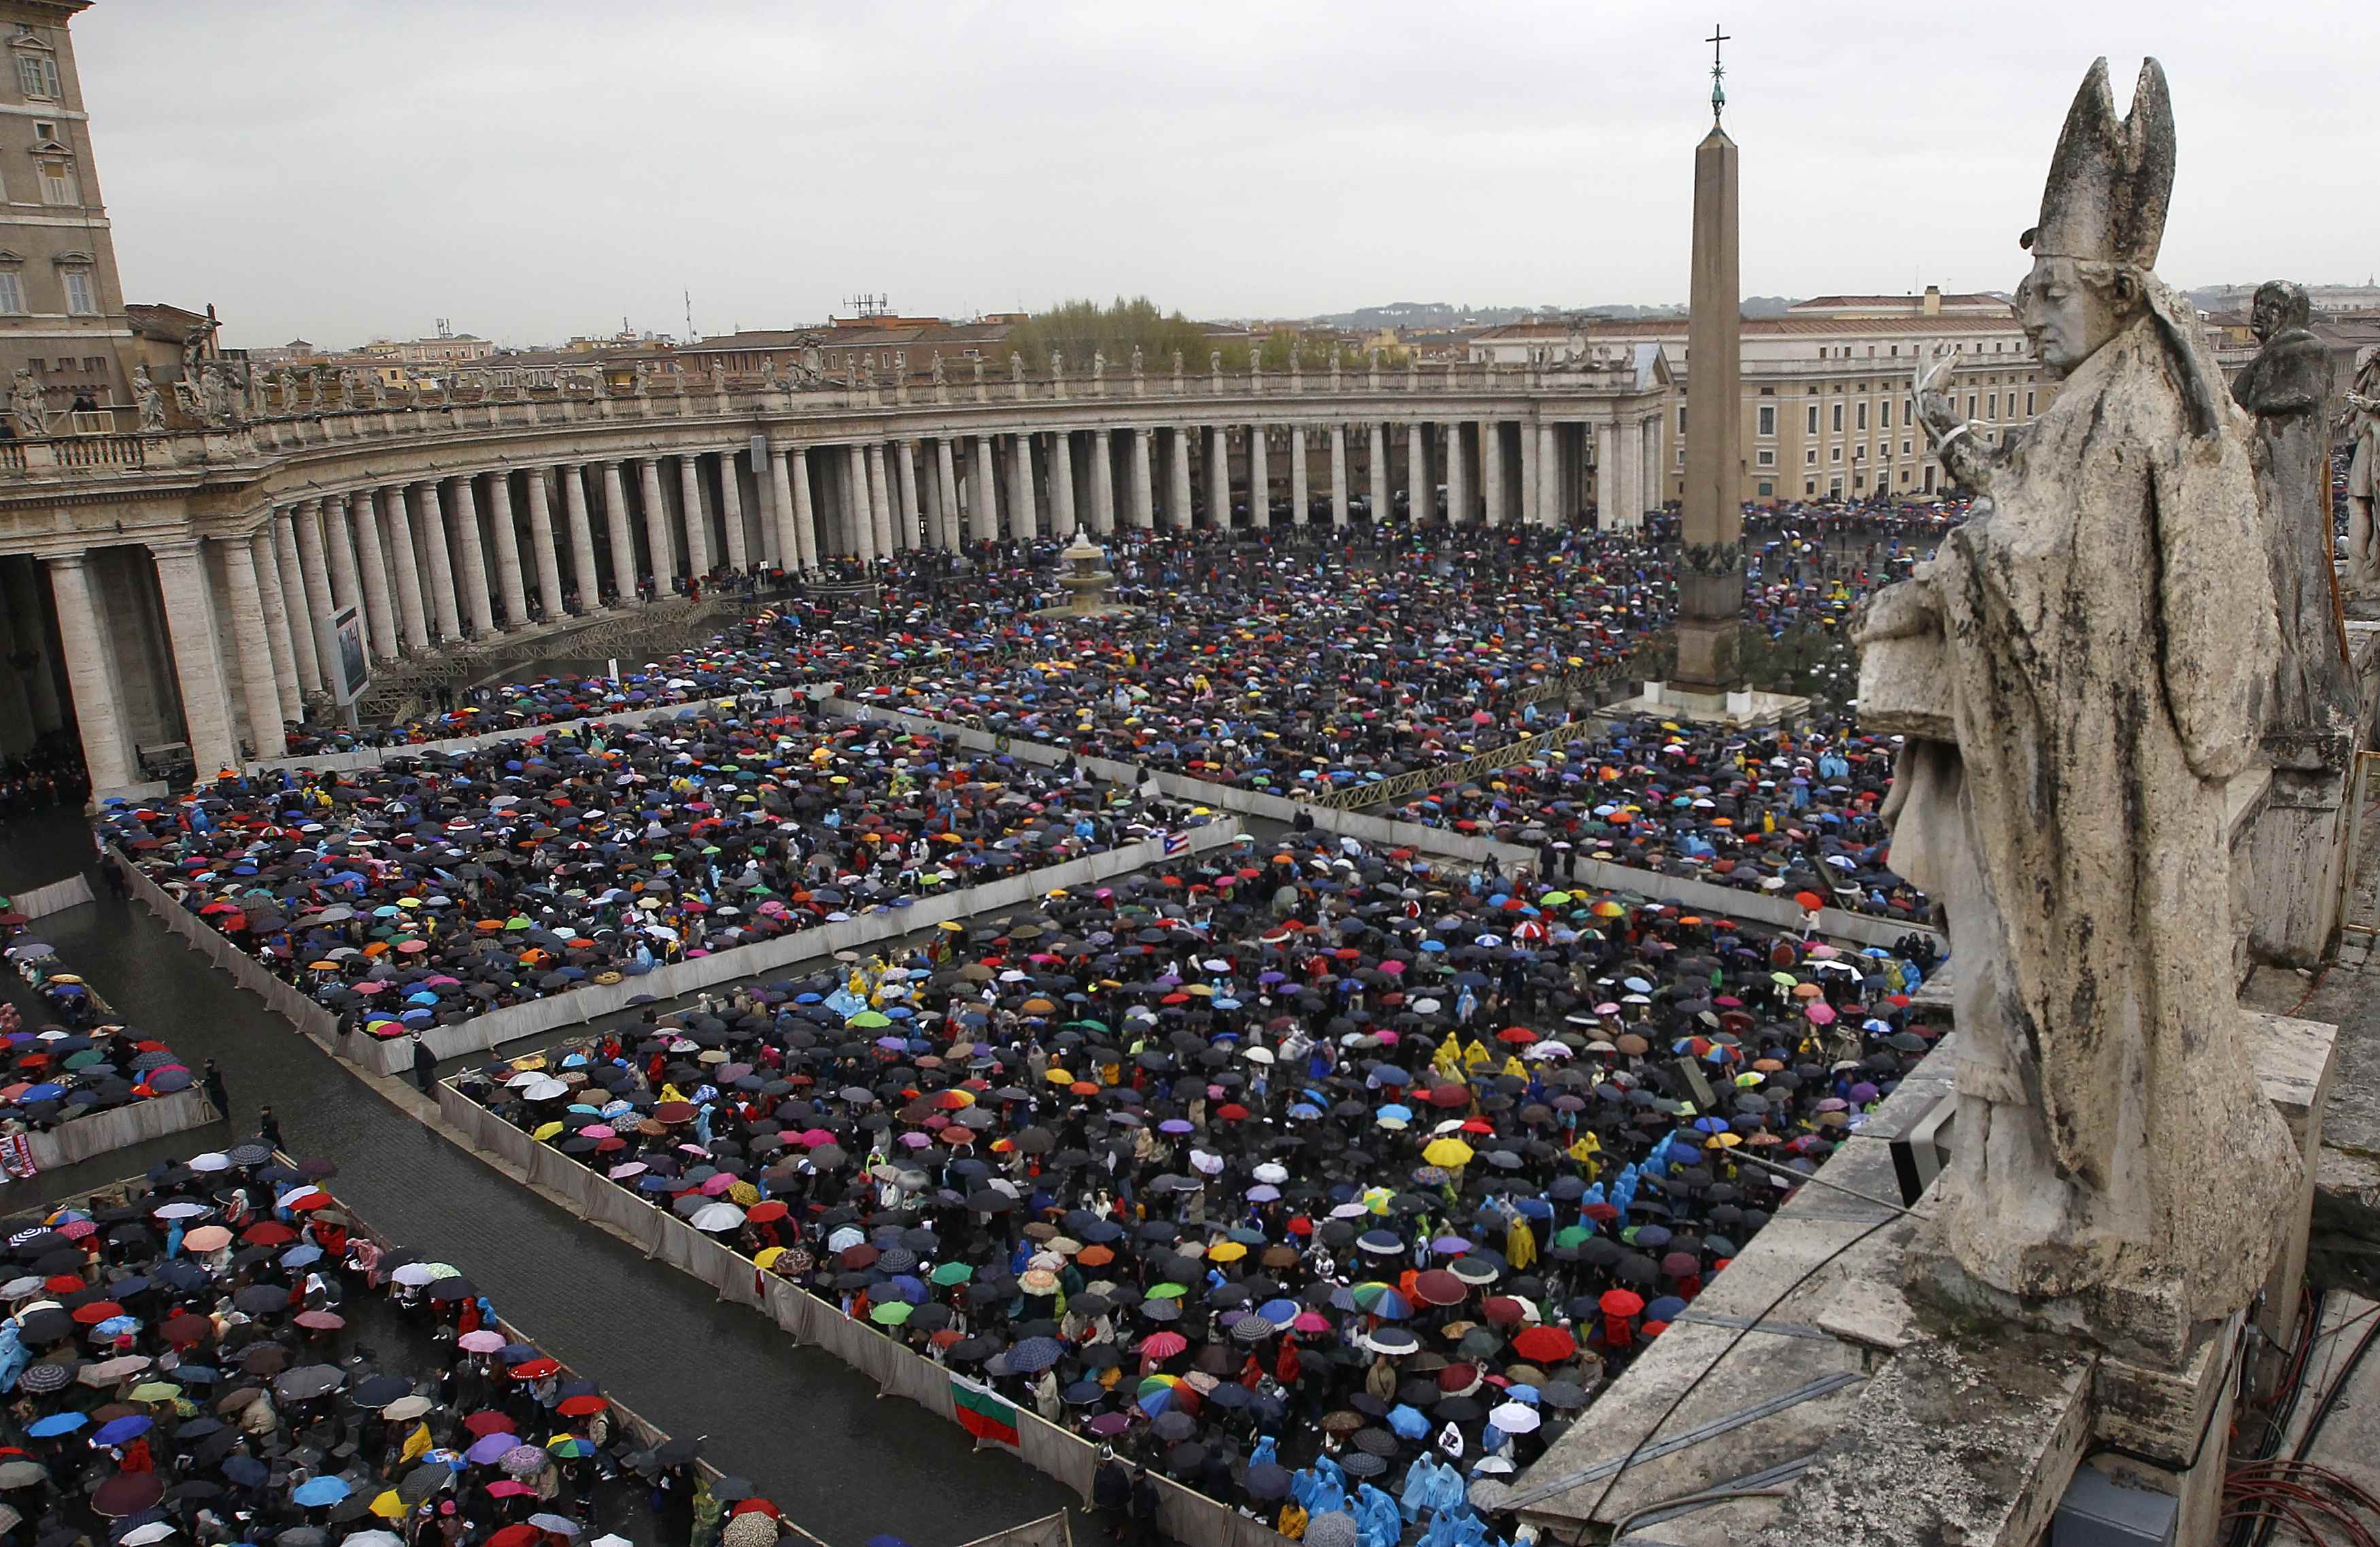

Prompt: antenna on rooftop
[684,288,695,342]
[843,292,888,319]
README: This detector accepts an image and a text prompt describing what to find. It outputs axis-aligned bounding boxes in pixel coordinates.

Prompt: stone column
[414,482,463,641]
[273,509,324,693]
[321,492,363,621]
[1408,423,1430,524]
[292,498,341,658]
[838,445,868,560]
[1205,427,1229,530]
[1047,433,1076,537]
[866,442,895,556]
[717,452,750,571]
[350,489,401,660]
[1247,426,1270,528]
[1005,435,1036,541]
[893,440,921,549]
[449,476,497,634]
[761,447,793,567]
[560,465,601,613]
[636,458,675,592]
[1129,428,1155,530]
[219,536,284,758]
[1365,424,1387,529]
[676,456,711,579]
[1089,432,1116,535]
[1333,421,1352,530]
[1168,428,1193,532]
[1446,424,1470,526]
[481,473,528,628]
[788,447,820,568]
[1482,422,1506,527]
[599,462,639,603]
[382,486,431,651]
[250,530,303,722]
[1287,426,1309,526]
[1536,422,1560,526]
[1644,417,1663,517]
[150,539,239,775]
[1596,421,1620,527]
[523,468,566,619]
[970,436,998,543]
[45,554,133,790]
[1519,418,1540,529]
[934,439,962,549]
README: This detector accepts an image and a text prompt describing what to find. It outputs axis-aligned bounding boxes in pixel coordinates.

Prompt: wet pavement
[2,855,1076,1547]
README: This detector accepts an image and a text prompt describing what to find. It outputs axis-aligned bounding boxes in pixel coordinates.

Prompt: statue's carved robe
[1866,313,2297,1317]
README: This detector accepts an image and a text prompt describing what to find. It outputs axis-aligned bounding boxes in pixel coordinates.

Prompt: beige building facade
[0,0,134,426]
[1472,293,2056,505]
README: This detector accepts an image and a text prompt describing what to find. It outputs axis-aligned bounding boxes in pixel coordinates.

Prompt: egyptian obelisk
[1672,26,1744,700]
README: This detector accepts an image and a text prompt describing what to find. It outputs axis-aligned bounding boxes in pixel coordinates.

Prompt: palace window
[1756,449,1775,466]
[38,161,75,205]
[16,52,58,101]
[1831,403,1843,432]
[1756,405,1775,437]
[1855,403,1867,430]
[61,267,93,314]
[0,272,21,314]
[1805,405,1818,434]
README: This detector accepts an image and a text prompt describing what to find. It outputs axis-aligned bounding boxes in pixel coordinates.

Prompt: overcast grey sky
[79,0,2378,349]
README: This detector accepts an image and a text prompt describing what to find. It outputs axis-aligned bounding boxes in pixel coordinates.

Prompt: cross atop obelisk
[1672,23,1745,700]
[1707,23,1729,122]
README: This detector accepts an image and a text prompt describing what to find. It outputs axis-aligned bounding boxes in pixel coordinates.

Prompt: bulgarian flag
[950,1374,1021,1450]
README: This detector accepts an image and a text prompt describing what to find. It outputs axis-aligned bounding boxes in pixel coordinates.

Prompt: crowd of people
[273,514,1926,796]
[0,1146,783,1547]
[95,707,1204,1032]
[456,830,1941,1544]
[0,930,199,1160]
[1372,713,1924,922]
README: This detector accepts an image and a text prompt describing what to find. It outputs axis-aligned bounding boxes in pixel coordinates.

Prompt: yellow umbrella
[1044,1068,1074,1085]
[1421,1137,1476,1168]
[531,1122,564,1142]
[1207,1240,1247,1263]
[369,1492,404,1520]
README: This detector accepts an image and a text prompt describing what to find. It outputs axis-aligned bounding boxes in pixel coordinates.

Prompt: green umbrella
[870,1302,913,1326]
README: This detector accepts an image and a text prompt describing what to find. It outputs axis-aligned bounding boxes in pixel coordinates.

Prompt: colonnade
[23,403,1667,796]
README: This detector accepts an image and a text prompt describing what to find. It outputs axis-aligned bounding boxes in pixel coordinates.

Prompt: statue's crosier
[1854,59,2298,1347]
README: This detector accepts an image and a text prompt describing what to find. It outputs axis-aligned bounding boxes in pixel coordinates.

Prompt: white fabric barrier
[813,697,1935,951]
[12,872,95,920]
[810,695,1539,869]
[18,1087,215,1172]
[245,687,812,778]
[352,820,1248,1076]
[439,1085,1296,1547]
[111,851,348,1054]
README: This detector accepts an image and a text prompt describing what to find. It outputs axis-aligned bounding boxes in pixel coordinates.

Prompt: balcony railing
[0,357,1671,484]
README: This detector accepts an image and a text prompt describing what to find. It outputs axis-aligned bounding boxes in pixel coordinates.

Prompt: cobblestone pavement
[7,879,1075,1547]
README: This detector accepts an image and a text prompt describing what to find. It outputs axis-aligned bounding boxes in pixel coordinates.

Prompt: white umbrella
[690,1202,746,1232]
[1487,1401,1541,1435]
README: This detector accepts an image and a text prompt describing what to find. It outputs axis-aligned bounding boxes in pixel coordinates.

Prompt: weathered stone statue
[590,368,609,400]
[1090,351,1104,388]
[803,341,824,380]
[1130,346,1143,378]
[1854,58,2297,1351]
[630,362,649,398]
[708,360,726,395]
[1049,351,1063,383]
[2233,279,2356,766]
[2343,350,2380,592]
[1010,352,1025,387]
[273,368,294,411]
[131,364,166,432]
[8,369,44,438]
[200,365,237,426]
[929,351,945,386]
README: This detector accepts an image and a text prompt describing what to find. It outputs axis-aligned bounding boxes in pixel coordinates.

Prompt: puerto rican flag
[1163,831,1191,856]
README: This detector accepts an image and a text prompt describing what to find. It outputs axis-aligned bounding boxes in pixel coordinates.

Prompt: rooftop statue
[1855,58,2297,1344]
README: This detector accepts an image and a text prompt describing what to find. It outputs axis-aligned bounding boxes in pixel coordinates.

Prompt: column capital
[554,460,581,475]
[292,495,323,515]
[322,490,349,511]
[43,551,87,572]
[146,536,205,562]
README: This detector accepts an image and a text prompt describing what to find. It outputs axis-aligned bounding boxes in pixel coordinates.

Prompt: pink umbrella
[1805,1002,1837,1025]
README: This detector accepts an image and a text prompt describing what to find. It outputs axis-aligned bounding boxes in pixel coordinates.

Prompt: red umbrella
[1138,1331,1187,1360]
[1512,1325,1576,1363]
[464,1411,515,1437]
[1481,1297,1528,1327]
[1411,1270,1465,1307]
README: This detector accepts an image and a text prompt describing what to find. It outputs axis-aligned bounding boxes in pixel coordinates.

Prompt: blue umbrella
[291,1476,350,1507]
[27,1412,84,1437]
[92,1414,151,1446]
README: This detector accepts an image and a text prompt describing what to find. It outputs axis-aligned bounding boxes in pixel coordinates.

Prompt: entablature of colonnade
[0,365,1674,550]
